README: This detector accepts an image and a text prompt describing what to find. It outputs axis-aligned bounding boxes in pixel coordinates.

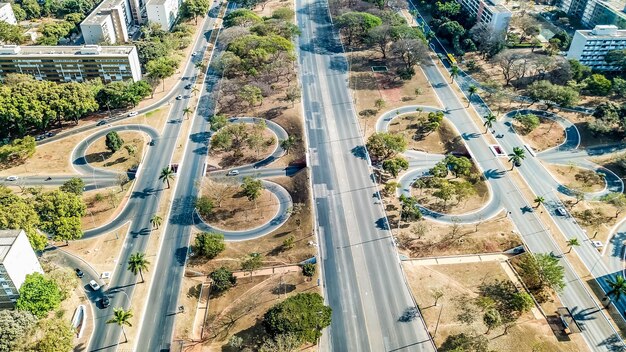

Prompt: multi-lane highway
[296,0,436,350]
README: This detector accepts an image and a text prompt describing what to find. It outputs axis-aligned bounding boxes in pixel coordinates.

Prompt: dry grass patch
[84,131,146,173]
[557,195,619,245]
[514,117,565,152]
[403,262,586,352]
[396,213,520,258]
[62,223,129,275]
[81,183,132,230]
[207,125,276,169]
[543,163,606,193]
[389,115,464,154]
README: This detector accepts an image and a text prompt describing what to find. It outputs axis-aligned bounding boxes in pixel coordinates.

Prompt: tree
[36,318,74,352]
[445,155,472,177]
[241,176,264,205]
[264,292,332,344]
[437,21,465,49]
[583,74,612,96]
[430,161,449,178]
[605,49,626,70]
[602,192,626,218]
[0,187,45,251]
[533,196,544,208]
[450,65,460,83]
[0,22,24,44]
[366,132,407,160]
[0,310,37,352]
[517,253,566,296]
[508,147,526,170]
[399,194,422,221]
[182,107,193,120]
[16,273,61,318]
[239,84,263,107]
[440,332,488,352]
[526,80,579,107]
[436,0,461,17]
[302,263,316,278]
[259,333,302,352]
[159,167,175,188]
[34,190,85,243]
[150,214,162,229]
[483,113,496,133]
[210,267,237,292]
[335,12,382,46]
[605,275,626,307]
[105,131,124,152]
[468,85,478,105]
[195,232,225,259]
[12,4,26,21]
[209,114,229,132]
[181,0,210,24]
[49,267,79,300]
[279,136,297,154]
[146,57,179,91]
[433,180,456,209]
[431,289,444,306]
[382,156,409,177]
[613,77,626,97]
[195,196,214,218]
[106,308,133,343]
[127,252,150,283]
[224,9,263,27]
[589,102,622,135]
[242,253,264,272]
[391,38,429,75]
[60,177,84,195]
[515,113,540,134]
[483,308,502,334]
[569,59,592,82]
[383,181,400,195]
[0,136,36,163]
[566,238,580,253]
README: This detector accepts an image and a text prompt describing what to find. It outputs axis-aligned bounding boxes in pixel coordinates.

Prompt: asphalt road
[296,0,435,350]
[86,5,223,350]
[418,50,625,350]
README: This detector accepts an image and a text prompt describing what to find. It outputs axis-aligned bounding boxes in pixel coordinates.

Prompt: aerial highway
[296,0,436,350]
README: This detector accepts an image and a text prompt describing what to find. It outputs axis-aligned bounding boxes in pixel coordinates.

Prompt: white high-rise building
[80,0,145,44]
[146,0,182,30]
[0,230,43,308]
[456,0,512,33]
[567,25,626,71]
[0,3,17,25]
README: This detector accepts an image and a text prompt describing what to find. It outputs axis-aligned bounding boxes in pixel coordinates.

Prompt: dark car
[75,268,84,278]
[46,132,54,137]
[101,296,110,308]
[185,84,192,89]
[149,139,155,146]
[97,120,107,126]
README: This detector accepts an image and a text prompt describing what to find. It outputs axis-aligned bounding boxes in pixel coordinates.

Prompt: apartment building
[146,0,182,30]
[567,25,626,70]
[0,44,142,82]
[0,230,43,309]
[558,0,626,29]
[456,0,512,33]
[0,3,16,25]
[80,0,145,44]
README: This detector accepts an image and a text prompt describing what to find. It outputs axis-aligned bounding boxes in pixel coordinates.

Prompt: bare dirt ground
[81,183,133,230]
[543,163,607,193]
[63,222,130,275]
[0,107,169,176]
[389,116,464,154]
[200,185,278,231]
[403,261,587,352]
[514,117,565,152]
[396,212,521,258]
[206,126,276,169]
[85,131,146,173]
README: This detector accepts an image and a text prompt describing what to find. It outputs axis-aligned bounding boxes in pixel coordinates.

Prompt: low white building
[146,0,182,30]
[0,3,16,25]
[456,0,511,33]
[567,25,626,71]
[0,230,43,308]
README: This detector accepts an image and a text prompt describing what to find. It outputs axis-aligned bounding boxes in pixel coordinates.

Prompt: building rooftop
[82,0,125,25]
[0,230,22,262]
[484,0,510,13]
[146,0,169,6]
[0,45,136,56]
[578,25,626,38]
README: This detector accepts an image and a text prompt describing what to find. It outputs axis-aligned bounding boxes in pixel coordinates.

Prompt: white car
[176,95,183,100]
[226,170,240,176]
[128,111,138,117]
[5,176,18,181]
[89,280,101,291]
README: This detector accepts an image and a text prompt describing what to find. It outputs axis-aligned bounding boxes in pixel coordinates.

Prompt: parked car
[128,111,138,117]
[5,176,18,181]
[97,120,107,126]
[226,170,239,176]
[89,280,100,291]
[101,296,110,308]
[46,132,54,137]
[75,268,84,278]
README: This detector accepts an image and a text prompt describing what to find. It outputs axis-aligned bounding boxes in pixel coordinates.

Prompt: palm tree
[191,86,200,97]
[450,65,459,83]
[468,85,478,107]
[182,107,193,120]
[566,238,580,253]
[604,275,626,307]
[508,147,526,170]
[483,113,496,134]
[106,308,133,343]
[150,214,162,229]
[127,252,150,283]
[159,167,175,188]
[534,196,545,208]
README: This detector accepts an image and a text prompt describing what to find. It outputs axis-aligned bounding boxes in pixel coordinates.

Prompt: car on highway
[226,170,239,176]
[550,251,563,258]
[89,280,101,291]
[149,139,156,146]
[46,132,55,137]
[35,134,45,141]
[97,120,107,126]
[185,84,192,89]
[75,268,84,278]
[191,52,197,56]
[555,207,567,216]
[128,111,138,117]
[176,95,183,100]
[101,296,110,308]
[5,176,18,181]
